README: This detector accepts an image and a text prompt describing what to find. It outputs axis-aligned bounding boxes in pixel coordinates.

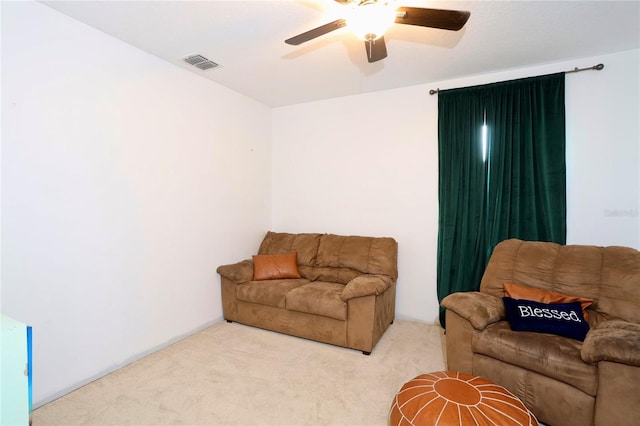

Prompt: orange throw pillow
[252,252,301,281]
[504,282,593,321]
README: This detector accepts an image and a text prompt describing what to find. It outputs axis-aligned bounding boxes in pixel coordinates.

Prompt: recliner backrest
[481,239,640,325]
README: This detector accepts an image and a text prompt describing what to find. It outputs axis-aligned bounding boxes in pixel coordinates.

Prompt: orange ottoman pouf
[389,371,539,426]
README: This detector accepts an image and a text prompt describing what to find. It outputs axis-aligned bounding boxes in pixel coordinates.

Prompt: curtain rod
[428,63,605,95]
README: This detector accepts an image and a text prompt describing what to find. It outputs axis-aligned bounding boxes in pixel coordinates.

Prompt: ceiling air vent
[183,54,219,70]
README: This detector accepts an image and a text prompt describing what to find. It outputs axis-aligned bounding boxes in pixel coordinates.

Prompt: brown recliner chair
[441,239,640,426]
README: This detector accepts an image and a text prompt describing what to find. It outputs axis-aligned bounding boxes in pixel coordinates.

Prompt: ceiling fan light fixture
[347,0,396,41]
[284,1,470,63]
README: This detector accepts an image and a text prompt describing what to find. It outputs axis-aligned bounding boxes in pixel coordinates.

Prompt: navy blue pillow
[502,297,590,341]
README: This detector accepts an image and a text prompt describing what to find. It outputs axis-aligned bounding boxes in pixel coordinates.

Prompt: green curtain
[437,73,566,327]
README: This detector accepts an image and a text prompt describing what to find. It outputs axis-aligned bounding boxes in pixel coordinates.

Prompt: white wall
[1,2,272,406]
[272,49,640,324]
[565,50,640,247]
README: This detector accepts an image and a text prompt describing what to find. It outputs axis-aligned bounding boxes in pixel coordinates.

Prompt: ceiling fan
[285,0,470,63]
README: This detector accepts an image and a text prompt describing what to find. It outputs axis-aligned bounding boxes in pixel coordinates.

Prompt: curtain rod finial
[430,89,439,95]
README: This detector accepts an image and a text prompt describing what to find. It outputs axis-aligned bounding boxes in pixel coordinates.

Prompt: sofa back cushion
[257,232,398,284]
[258,232,322,265]
[599,246,640,325]
[315,234,398,282]
[481,239,640,325]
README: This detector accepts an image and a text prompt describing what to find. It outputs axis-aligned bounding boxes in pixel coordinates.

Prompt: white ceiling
[41,0,640,107]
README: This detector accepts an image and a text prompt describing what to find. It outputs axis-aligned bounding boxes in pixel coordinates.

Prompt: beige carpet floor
[33,320,446,425]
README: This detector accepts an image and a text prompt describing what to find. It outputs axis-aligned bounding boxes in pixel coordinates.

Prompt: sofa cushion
[252,252,301,280]
[316,234,398,278]
[504,282,592,321]
[236,279,309,308]
[482,240,640,327]
[286,281,347,321]
[480,240,602,305]
[503,297,590,341]
[473,321,598,396]
[599,246,640,324]
[258,232,322,267]
[305,266,361,285]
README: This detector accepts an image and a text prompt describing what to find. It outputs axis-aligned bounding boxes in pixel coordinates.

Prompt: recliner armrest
[216,259,254,283]
[341,274,393,301]
[441,292,505,330]
[581,320,640,367]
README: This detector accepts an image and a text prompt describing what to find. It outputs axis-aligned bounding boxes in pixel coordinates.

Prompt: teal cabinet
[1,315,32,426]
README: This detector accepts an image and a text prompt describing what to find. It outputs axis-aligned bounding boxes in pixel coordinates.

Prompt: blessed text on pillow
[503,297,590,341]
[503,282,593,321]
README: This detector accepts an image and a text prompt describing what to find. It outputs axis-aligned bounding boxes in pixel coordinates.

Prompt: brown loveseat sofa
[442,239,640,426]
[217,231,398,354]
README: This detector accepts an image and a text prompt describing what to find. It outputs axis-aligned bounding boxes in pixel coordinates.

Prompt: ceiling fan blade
[285,19,347,45]
[395,7,470,31]
[364,36,387,63]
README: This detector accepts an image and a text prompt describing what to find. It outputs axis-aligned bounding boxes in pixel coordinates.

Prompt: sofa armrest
[441,292,505,330]
[581,320,640,366]
[216,259,254,283]
[341,274,393,301]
